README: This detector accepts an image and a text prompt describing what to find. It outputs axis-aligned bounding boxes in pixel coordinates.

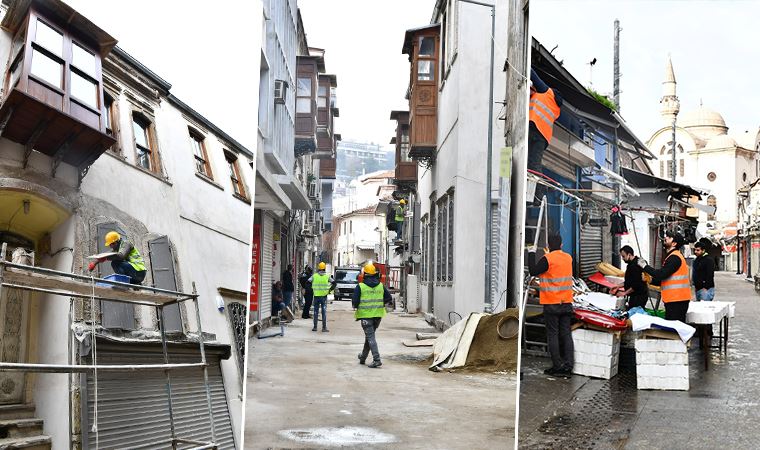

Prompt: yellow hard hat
[400,199,406,205]
[104,231,121,246]
[318,262,326,270]
[363,263,377,275]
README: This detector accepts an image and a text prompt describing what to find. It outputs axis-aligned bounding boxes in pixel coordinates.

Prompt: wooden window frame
[132,112,160,173]
[296,76,312,114]
[225,150,247,200]
[104,90,121,154]
[189,127,213,180]
[317,83,329,110]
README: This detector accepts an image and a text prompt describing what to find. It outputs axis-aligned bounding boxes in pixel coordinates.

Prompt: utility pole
[613,19,621,110]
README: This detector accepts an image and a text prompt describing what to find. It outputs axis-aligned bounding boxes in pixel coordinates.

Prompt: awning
[621,167,706,199]
[355,242,377,250]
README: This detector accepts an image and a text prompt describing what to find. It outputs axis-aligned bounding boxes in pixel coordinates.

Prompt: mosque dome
[678,105,728,139]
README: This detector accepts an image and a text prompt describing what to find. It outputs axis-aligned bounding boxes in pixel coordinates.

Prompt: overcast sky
[298,0,432,151]
[532,0,760,142]
[62,0,259,151]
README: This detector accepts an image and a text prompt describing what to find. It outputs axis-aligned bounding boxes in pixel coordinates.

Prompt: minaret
[660,56,680,126]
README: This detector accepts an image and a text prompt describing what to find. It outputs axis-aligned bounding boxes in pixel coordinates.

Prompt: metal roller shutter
[83,349,235,449]
[490,202,500,304]
[580,224,603,279]
[260,213,274,321]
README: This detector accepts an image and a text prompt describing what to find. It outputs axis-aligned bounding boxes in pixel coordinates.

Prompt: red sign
[752,243,760,249]
[250,223,261,311]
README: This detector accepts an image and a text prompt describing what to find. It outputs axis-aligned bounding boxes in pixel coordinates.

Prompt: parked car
[334,266,361,300]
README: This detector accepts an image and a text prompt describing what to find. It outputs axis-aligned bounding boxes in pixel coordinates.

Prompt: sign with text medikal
[250,223,261,311]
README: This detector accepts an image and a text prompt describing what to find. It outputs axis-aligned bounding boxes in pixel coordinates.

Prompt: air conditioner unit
[274,80,287,104]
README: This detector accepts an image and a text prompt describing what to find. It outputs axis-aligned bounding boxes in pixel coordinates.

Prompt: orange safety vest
[660,250,691,303]
[529,89,561,143]
[539,250,574,305]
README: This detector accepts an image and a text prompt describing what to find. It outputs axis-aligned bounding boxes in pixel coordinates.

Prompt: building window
[104,92,120,153]
[318,85,328,109]
[190,128,213,179]
[429,203,436,282]
[421,216,428,282]
[679,159,684,177]
[30,20,63,89]
[296,77,312,113]
[70,43,98,109]
[400,125,411,162]
[226,151,246,198]
[447,194,454,282]
[437,202,444,282]
[660,160,664,178]
[132,113,158,172]
[707,195,717,221]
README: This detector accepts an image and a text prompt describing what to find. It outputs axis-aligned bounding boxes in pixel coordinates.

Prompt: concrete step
[0,406,34,421]
[0,434,51,450]
[0,419,44,439]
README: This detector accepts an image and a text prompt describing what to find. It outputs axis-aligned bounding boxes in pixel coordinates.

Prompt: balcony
[294,55,323,157]
[390,110,416,186]
[319,157,336,179]
[402,24,440,160]
[0,0,117,173]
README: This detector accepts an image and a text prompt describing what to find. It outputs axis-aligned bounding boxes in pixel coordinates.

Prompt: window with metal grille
[448,194,454,282]
[190,128,213,179]
[437,203,444,282]
[421,216,427,282]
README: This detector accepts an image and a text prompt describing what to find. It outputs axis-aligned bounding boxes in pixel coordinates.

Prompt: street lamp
[460,0,496,311]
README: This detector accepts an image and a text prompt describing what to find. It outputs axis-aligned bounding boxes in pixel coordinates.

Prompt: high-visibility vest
[529,89,560,143]
[660,251,691,303]
[126,245,146,272]
[355,283,387,319]
[312,273,331,297]
[395,205,404,222]
[539,250,574,305]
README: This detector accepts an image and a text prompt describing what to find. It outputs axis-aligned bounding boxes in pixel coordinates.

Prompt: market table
[686,301,730,369]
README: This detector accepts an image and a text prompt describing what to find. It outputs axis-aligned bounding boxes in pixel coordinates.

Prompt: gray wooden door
[148,236,182,332]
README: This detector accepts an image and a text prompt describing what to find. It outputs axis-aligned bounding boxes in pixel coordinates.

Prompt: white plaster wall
[620,211,652,265]
[335,214,384,265]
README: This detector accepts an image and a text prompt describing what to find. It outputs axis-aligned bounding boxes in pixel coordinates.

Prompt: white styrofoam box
[637,364,689,378]
[636,351,688,365]
[574,341,619,357]
[711,301,735,319]
[635,338,687,353]
[686,302,728,324]
[573,361,618,379]
[637,375,689,391]
[575,351,620,368]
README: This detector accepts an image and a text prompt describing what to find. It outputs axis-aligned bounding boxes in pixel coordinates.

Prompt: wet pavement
[246,300,516,449]
[518,272,759,449]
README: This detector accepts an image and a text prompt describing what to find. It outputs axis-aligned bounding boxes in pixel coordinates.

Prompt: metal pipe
[0,362,207,373]
[159,305,178,449]
[0,283,183,307]
[192,282,217,444]
[0,260,195,297]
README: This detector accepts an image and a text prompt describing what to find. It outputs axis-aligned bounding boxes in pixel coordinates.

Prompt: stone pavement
[518,271,759,449]
[245,300,516,449]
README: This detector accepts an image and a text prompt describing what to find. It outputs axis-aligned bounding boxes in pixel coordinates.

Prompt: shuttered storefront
[260,213,274,321]
[489,202,501,304]
[580,223,603,279]
[83,346,235,449]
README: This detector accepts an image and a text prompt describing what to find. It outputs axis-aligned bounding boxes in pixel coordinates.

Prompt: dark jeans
[395,221,404,240]
[664,300,690,322]
[302,291,313,318]
[283,291,293,308]
[528,122,549,205]
[111,261,146,285]
[544,303,574,371]
[313,296,327,330]
[627,293,649,310]
[360,317,382,362]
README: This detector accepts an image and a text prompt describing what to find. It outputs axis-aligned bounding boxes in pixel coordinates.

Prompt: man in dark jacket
[299,265,314,319]
[613,245,649,309]
[352,263,393,368]
[692,241,715,301]
[282,264,295,309]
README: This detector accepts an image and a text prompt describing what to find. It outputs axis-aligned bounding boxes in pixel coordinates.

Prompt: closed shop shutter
[148,236,182,332]
[83,348,235,449]
[96,223,135,330]
[260,213,274,320]
[580,223,603,279]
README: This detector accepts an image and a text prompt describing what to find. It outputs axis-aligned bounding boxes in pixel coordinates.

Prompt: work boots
[368,360,382,368]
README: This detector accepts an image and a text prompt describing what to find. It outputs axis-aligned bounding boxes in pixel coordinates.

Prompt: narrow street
[518,272,760,449]
[246,300,516,449]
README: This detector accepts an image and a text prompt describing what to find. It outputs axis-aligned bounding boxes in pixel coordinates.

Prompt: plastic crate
[97,273,131,289]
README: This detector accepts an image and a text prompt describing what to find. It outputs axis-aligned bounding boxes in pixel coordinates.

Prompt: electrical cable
[89,276,99,448]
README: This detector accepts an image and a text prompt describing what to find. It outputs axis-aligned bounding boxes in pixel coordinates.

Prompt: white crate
[637,375,689,391]
[575,351,620,368]
[634,338,687,353]
[636,364,689,378]
[572,329,621,379]
[635,337,690,391]
[636,351,688,365]
[573,362,618,380]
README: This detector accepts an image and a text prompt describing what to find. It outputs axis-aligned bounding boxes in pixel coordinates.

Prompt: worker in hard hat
[88,231,147,285]
[394,199,406,241]
[308,262,335,332]
[353,262,393,368]
[637,230,691,322]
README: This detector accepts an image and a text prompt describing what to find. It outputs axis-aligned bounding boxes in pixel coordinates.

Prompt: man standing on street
[299,265,314,319]
[529,233,574,377]
[638,231,692,321]
[309,262,335,332]
[353,263,393,368]
[692,240,715,301]
[282,264,295,310]
[613,245,649,310]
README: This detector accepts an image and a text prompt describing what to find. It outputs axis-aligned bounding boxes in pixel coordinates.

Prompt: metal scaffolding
[0,242,218,449]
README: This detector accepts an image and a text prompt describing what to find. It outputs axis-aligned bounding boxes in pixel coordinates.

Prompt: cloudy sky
[532,0,760,142]
[298,0,432,150]
[62,0,259,151]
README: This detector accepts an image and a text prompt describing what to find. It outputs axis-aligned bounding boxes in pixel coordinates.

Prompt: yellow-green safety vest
[395,205,404,222]
[355,282,387,319]
[312,273,331,297]
[127,246,146,272]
